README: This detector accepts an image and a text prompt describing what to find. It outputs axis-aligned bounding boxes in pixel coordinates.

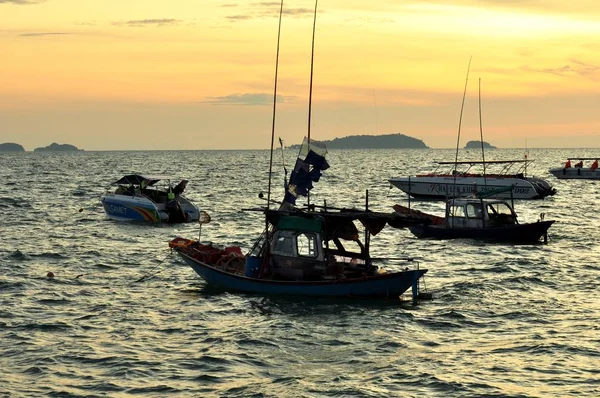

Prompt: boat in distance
[101,174,200,223]
[389,160,557,200]
[549,158,600,180]
[393,194,555,244]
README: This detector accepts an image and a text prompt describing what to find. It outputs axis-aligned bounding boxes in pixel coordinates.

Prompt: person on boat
[173,180,188,196]
[564,160,572,168]
[135,180,147,196]
[591,160,599,171]
[574,161,584,168]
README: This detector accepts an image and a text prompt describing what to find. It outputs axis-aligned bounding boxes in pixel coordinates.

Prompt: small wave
[31,252,69,259]
[0,196,32,208]
[7,249,28,260]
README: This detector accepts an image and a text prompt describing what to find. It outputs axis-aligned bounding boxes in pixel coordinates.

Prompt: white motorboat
[389,160,557,200]
[549,158,600,180]
[100,175,200,223]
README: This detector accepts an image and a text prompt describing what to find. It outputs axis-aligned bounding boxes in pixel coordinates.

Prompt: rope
[132,250,175,284]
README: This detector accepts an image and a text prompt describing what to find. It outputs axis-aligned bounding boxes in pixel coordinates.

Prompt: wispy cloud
[226,2,317,22]
[0,0,44,4]
[522,61,600,78]
[204,93,296,105]
[113,18,181,27]
[19,32,70,37]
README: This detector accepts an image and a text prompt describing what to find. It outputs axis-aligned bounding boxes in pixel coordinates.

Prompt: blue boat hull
[101,197,162,223]
[409,220,555,243]
[177,251,427,298]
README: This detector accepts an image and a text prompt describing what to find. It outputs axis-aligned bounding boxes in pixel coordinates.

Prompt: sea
[1,148,599,397]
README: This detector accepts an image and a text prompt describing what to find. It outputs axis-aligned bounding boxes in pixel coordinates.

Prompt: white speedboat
[100,175,200,223]
[549,158,600,180]
[389,160,556,200]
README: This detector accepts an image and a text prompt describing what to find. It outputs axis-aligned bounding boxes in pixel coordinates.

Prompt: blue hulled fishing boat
[170,138,429,299]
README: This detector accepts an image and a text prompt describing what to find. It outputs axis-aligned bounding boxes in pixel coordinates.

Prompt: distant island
[34,143,83,152]
[290,133,429,149]
[0,143,25,152]
[464,140,496,149]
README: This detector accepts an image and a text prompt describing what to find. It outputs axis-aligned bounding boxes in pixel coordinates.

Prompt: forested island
[290,133,428,149]
[0,143,25,152]
[34,143,83,152]
[464,140,496,149]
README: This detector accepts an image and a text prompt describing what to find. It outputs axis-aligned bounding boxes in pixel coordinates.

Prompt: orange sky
[0,0,599,150]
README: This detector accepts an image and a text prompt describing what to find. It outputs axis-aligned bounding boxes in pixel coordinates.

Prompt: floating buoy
[47,272,55,278]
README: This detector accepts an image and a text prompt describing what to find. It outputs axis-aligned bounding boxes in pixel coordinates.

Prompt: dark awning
[111,175,166,186]
[264,208,431,238]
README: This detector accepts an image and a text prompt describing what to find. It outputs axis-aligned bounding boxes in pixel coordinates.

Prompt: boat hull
[389,176,554,200]
[409,220,555,243]
[101,193,200,223]
[101,194,163,222]
[176,251,427,298]
[549,167,600,180]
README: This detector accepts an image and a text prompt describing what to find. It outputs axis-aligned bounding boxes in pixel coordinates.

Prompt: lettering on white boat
[107,204,127,214]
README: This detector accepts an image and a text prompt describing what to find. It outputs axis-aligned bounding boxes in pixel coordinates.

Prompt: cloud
[204,93,296,105]
[19,32,70,37]
[113,18,181,27]
[0,0,44,4]
[226,2,317,22]
[522,61,600,79]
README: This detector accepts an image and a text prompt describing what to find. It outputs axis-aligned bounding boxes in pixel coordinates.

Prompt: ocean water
[1,148,599,397]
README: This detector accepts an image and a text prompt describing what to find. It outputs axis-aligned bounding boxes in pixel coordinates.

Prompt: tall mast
[307,0,319,148]
[306,0,318,206]
[452,56,472,200]
[266,0,285,210]
[479,78,487,188]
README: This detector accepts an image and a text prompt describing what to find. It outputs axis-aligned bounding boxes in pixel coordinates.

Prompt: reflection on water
[0,148,599,397]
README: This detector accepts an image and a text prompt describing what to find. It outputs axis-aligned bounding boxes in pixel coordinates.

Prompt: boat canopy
[265,208,431,240]
[110,174,183,187]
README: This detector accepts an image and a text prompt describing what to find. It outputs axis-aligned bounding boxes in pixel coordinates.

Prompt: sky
[0,0,599,150]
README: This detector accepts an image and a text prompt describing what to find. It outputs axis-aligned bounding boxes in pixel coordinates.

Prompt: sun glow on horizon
[0,0,598,149]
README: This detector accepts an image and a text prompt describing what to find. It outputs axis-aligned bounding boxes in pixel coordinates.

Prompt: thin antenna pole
[266,0,285,210]
[452,56,472,199]
[307,0,318,147]
[479,77,487,188]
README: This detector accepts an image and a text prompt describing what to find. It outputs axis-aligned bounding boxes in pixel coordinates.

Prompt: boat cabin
[267,214,371,281]
[445,198,517,229]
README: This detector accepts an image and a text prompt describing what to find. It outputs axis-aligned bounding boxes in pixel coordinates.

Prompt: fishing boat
[393,188,555,243]
[100,174,200,223]
[170,138,429,299]
[549,158,600,179]
[389,159,557,200]
[169,2,430,299]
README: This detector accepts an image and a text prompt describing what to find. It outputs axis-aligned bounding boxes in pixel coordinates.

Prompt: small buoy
[47,272,55,278]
